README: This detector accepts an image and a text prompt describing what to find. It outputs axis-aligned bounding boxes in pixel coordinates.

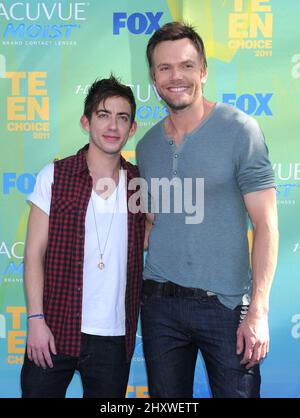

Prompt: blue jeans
[141,286,261,398]
[21,333,130,398]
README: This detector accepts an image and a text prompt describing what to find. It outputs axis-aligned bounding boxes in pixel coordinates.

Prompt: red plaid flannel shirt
[44,144,145,361]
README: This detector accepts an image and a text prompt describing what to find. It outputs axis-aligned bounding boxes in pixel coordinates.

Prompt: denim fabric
[141,291,261,398]
[21,333,130,398]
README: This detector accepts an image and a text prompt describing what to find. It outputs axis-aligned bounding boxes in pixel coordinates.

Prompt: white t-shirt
[28,163,128,336]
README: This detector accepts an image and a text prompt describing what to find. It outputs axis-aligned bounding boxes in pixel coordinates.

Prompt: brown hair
[146,21,207,70]
[84,74,136,125]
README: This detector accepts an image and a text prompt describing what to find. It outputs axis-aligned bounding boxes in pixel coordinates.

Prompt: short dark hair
[147,21,207,70]
[84,74,136,125]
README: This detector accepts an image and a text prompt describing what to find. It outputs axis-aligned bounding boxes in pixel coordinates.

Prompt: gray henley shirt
[136,102,275,309]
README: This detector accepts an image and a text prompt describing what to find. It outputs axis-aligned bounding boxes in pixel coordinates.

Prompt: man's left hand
[236,310,269,369]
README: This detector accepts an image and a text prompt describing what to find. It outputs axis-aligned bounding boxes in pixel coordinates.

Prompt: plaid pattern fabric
[44,144,145,361]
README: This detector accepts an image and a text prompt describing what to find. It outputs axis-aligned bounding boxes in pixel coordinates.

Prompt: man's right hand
[27,319,57,369]
[144,213,155,251]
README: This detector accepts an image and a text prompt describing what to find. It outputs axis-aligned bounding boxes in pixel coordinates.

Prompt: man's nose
[108,116,118,130]
[170,67,183,81]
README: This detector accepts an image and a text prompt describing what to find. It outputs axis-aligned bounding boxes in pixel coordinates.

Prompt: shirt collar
[74,143,89,175]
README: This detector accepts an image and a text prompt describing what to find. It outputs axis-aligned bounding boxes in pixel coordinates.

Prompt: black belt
[142,279,216,298]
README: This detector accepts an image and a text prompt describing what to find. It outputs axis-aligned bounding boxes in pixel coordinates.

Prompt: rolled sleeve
[236,119,275,195]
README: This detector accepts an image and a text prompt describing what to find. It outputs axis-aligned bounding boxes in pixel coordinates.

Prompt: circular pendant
[98,261,105,270]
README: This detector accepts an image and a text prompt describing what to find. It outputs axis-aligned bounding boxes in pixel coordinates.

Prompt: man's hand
[236,310,269,369]
[144,213,155,251]
[27,319,57,369]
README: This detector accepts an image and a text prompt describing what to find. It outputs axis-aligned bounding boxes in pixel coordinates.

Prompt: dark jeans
[141,285,261,398]
[21,333,130,398]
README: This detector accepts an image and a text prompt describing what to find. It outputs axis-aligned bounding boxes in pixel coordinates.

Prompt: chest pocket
[51,197,81,214]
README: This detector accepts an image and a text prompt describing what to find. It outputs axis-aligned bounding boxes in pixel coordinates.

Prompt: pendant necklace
[90,177,120,270]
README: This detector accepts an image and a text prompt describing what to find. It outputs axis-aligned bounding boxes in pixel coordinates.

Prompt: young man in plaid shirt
[21,76,145,398]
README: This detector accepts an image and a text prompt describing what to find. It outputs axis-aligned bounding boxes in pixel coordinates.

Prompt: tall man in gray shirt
[136,22,278,398]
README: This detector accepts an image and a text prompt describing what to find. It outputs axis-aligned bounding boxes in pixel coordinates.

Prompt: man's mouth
[167,86,189,93]
[103,135,120,142]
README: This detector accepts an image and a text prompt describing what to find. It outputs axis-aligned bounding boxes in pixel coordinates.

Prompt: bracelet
[27,313,46,320]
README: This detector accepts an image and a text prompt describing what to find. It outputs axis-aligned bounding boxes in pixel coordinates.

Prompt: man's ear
[201,67,208,85]
[128,120,137,138]
[80,114,90,133]
[150,67,156,83]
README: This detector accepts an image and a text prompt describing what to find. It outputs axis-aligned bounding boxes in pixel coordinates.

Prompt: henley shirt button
[174,154,178,158]
[169,140,173,145]
[173,170,177,176]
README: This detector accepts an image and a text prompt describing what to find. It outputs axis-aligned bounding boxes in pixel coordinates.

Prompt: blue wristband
[27,313,46,320]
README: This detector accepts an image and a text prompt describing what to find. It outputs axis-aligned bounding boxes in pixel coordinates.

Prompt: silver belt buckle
[206,291,216,297]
